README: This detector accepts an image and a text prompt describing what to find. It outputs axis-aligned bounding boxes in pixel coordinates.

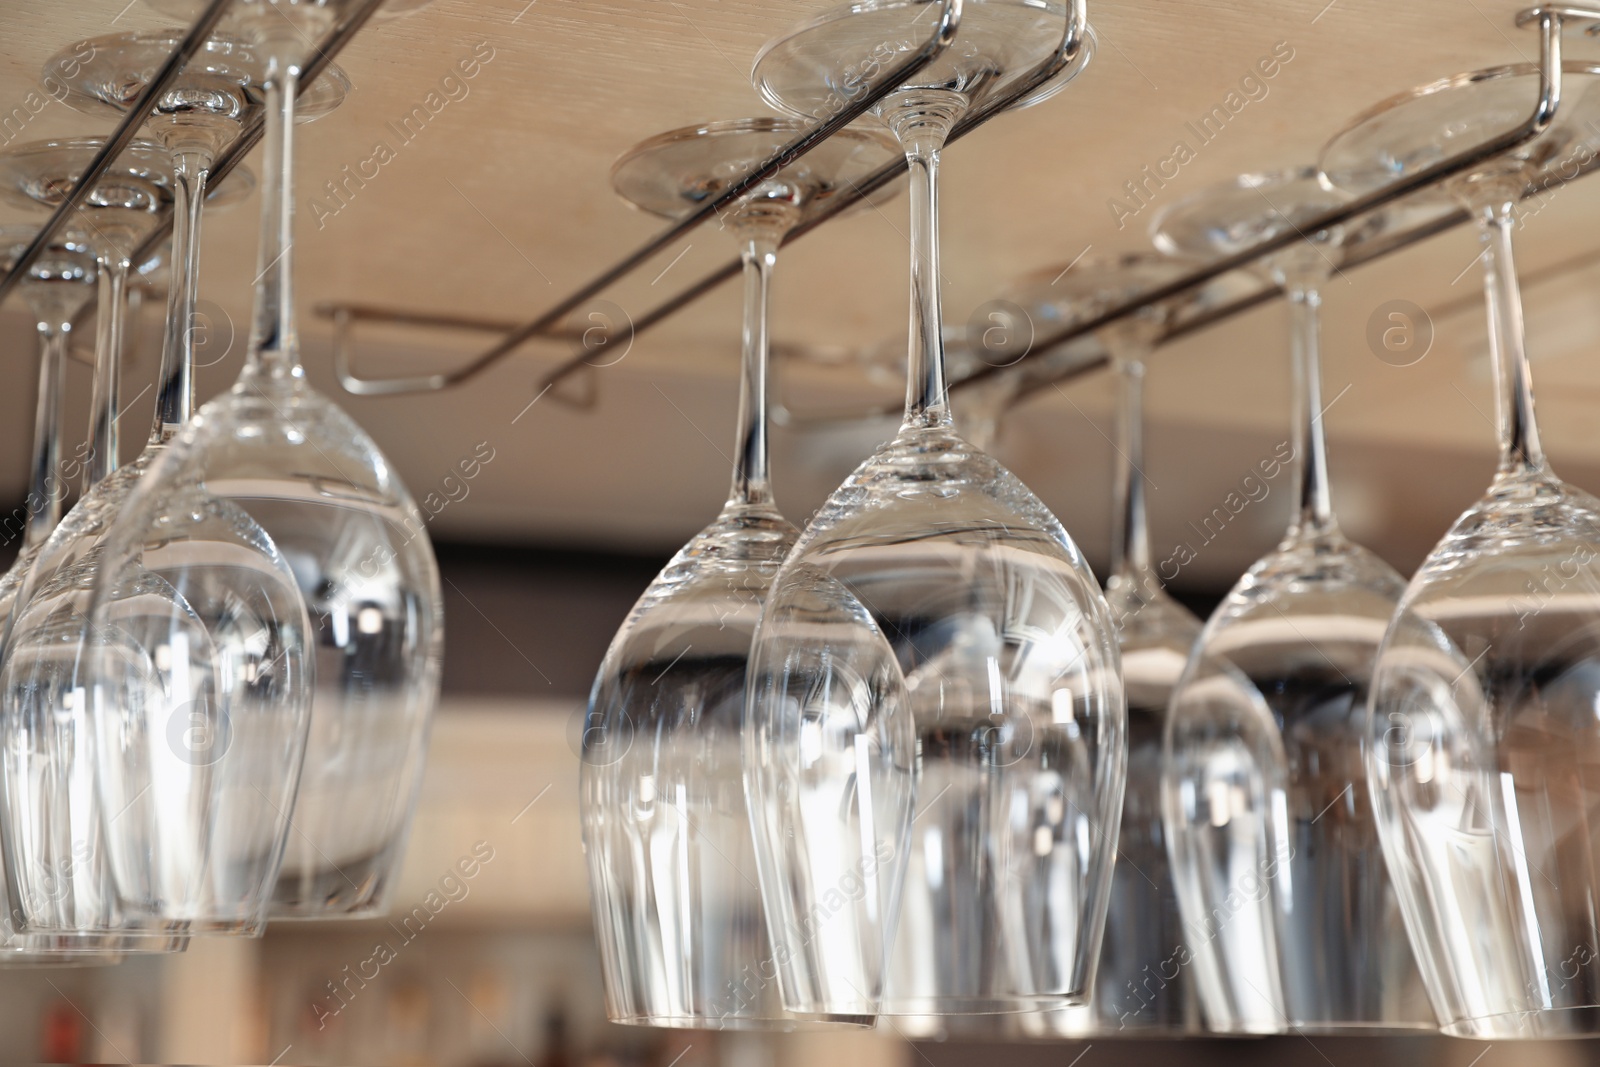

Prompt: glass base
[1007,251,1256,331]
[753,0,1093,121]
[46,30,349,125]
[1152,166,1442,268]
[610,117,899,223]
[1321,61,1600,199]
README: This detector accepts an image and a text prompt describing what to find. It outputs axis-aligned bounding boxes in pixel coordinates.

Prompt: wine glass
[584,118,899,1029]
[0,141,180,777]
[45,29,348,460]
[1150,169,1433,1034]
[999,253,1263,1034]
[0,138,305,937]
[747,0,1123,1018]
[1322,59,1600,1039]
[146,0,435,26]
[0,226,95,636]
[0,227,130,965]
[102,0,444,921]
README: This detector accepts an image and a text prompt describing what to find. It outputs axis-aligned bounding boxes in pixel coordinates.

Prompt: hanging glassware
[999,253,1260,1035]
[584,118,899,1029]
[1150,169,1433,1034]
[0,228,94,635]
[1322,57,1600,1039]
[745,0,1122,1018]
[0,226,133,964]
[0,132,306,937]
[107,0,444,921]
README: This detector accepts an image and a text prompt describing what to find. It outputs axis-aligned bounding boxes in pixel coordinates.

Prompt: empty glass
[105,0,444,921]
[0,227,94,639]
[1152,170,1432,1034]
[0,136,306,936]
[1002,253,1257,1034]
[46,28,347,469]
[584,119,898,1029]
[1323,58,1600,1039]
[0,227,129,964]
[748,0,1122,1018]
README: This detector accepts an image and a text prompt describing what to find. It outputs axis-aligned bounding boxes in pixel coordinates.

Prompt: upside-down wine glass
[1151,169,1432,1034]
[747,0,1123,1018]
[0,227,129,964]
[21,29,346,936]
[111,0,444,920]
[1001,253,1260,1035]
[0,133,304,937]
[0,227,95,638]
[1322,55,1600,1039]
[583,118,899,1029]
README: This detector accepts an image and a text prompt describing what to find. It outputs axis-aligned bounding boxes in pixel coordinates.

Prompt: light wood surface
[3,0,1599,587]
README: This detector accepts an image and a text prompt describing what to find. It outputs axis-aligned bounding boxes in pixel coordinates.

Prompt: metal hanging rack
[317,3,1600,425]
[0,0,388,310]
[325,0,1091,401]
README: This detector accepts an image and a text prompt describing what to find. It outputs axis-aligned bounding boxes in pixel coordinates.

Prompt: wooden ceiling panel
[2,0,1598,588]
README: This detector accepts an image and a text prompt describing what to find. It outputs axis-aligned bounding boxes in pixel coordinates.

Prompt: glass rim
[604,1010,878,1030]
[1148,163,1449,266]
[1007,250,1259,329]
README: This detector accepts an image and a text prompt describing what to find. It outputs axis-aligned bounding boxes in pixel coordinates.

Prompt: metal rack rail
[0,0,389,309]
[326,0,1092,400]
[317,2,1600,424]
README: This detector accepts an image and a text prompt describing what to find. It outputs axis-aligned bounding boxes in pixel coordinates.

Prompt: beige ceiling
[4,0,1600,590]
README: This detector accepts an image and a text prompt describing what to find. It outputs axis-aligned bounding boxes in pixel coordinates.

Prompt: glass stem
[727,224,785,510]
[85,258,128,491]
[26,318,70,547]
[1111,348,1155,587]
[152,147,213,446]
[1475,197,1547,476]
[884,90,964,431]
[1286,281,1336,537]
[245,55,304,383]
